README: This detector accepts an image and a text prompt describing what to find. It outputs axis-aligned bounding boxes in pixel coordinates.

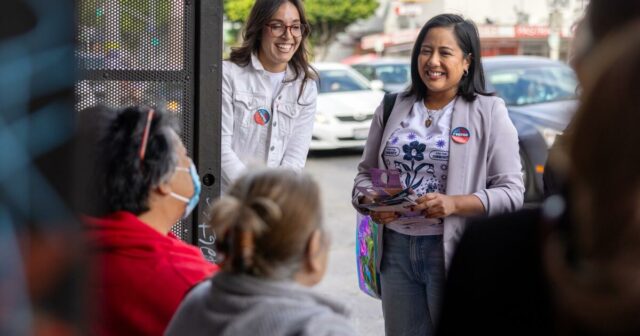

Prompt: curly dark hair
[96,106,180,215]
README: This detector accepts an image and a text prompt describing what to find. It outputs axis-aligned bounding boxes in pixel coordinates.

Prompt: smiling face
[258,1,302,73]
[418,27,470,105]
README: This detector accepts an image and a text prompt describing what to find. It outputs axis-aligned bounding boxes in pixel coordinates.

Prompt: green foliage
[306,0,378,54]
[305,0,378,27]
[224,0,255,23]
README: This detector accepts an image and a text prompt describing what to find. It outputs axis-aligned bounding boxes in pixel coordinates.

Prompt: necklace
[424,98,455,128]
[425,111,434,127]
[424,107,441,128]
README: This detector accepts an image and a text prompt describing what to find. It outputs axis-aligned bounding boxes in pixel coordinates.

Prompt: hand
[413,193,457,218]
[369,211,399,224]
[359,187,403,204]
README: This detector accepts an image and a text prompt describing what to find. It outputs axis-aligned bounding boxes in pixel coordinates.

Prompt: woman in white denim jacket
[221,0,317,191]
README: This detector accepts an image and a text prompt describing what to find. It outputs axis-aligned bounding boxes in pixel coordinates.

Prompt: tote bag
[356,212,381,299]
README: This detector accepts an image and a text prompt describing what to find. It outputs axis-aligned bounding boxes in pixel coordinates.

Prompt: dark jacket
[437,208,555,335]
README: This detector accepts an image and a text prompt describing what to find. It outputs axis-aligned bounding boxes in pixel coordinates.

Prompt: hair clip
[138,109,155,161]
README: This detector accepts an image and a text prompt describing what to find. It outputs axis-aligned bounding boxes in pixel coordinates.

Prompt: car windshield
[487,65,577,106]
[374,64,410,84]
[353,64,410,85]
[317,69,370,93]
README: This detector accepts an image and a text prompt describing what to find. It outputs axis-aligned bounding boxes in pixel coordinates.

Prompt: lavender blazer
[352,93,524,269]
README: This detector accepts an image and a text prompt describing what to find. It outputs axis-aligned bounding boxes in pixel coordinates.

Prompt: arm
[220,62,247,186]
[351,99,385,214]
[414,193,485,218]
[280,80,317,171]
[473,98,525,215]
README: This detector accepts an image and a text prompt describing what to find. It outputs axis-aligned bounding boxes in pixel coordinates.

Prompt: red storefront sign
[515,25,550,38]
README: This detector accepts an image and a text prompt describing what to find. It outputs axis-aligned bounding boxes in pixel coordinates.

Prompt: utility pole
[547,0,568,60]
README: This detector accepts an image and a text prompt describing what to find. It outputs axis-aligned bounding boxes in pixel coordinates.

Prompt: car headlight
[315,112,331,124]
[537,127,562,148]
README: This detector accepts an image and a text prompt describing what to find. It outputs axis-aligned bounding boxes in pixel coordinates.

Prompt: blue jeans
[380,229,445,336]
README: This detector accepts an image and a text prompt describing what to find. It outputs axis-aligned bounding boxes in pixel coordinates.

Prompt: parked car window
[488,66,577,106]
[352,65,375,81]
[374,64,410,85]
[317,69,370,93]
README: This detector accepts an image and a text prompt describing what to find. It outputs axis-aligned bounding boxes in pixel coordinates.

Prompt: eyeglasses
[265,22,305,37]
[138,109,155,161]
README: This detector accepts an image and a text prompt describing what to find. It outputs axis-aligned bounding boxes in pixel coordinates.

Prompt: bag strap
[382,93,398,129]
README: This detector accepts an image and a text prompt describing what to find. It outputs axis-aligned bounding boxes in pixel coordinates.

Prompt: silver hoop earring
[463,69,469,77]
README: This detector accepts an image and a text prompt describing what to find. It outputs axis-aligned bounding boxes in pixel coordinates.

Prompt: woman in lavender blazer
[352,14,524,336]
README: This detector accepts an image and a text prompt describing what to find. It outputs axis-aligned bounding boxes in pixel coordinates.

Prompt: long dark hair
[405,14,490,102]
[228,0,316,103]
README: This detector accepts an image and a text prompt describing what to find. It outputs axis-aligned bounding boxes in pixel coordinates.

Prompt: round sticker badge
[253,108,271,126]
[451,127,471,144]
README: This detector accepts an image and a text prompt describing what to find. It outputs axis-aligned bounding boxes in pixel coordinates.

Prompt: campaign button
[451,127,470,144]
[253,108,271,126]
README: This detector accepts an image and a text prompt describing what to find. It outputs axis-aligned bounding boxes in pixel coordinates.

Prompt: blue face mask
[170,161,201,219]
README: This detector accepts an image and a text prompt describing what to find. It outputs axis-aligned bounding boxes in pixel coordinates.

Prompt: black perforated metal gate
[75,0,222,254]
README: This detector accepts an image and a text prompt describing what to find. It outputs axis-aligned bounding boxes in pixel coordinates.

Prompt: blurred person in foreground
[437,22,640,335]
[352,13,523,335]
[83,106,218,335]
[544,0,640,197]
[166,169,355,336]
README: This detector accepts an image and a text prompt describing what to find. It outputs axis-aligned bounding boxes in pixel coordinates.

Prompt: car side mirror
[370,79,384,91]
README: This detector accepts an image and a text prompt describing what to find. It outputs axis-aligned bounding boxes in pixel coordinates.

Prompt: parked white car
[311,62,385,150]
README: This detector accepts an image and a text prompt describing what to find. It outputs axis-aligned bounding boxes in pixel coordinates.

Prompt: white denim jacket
[221,54,317,191]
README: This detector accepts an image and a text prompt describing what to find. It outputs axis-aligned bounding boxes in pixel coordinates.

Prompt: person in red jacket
[83,105,218,335]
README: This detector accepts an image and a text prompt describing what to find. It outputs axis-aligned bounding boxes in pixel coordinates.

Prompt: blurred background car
[351,58,411,93]
[311,62,385,150]
[483,56,578,203]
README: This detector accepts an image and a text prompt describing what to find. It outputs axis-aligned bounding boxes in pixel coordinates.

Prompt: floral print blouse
[381,98,456,236]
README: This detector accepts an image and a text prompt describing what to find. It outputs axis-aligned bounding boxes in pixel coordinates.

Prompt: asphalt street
[304,150,385,336]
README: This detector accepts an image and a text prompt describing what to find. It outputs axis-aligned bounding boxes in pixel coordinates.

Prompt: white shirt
[265,70,286,101]
[221,54,318,191]
[382,98,455,236]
